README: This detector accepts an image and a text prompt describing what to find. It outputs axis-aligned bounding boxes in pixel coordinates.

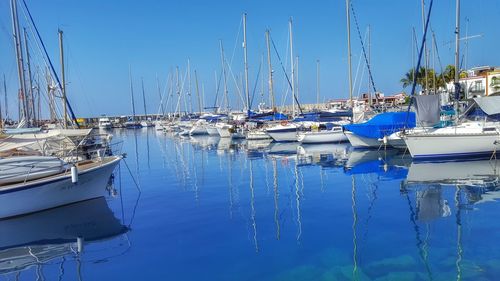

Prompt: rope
[269,33,303,114]
[350,1,377,93]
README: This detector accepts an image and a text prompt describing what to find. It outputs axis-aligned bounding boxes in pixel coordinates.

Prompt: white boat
[403,121,500,159]
[98,117,112,130]
[140,120,154,127]
[215,123,233,138]
[246,129,271,140]
[206,124,220,136]
[344,130,382,148]
[297,126,347,144]
[0,155,122,219]
[265,123,298,142]
[0,156,68,185]
[124,121,143,129]
[189,120,209,135]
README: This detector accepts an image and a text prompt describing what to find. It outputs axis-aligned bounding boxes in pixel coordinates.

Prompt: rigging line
[20,0,80,128]
[269,33,303,114]
[212,68,224,109]
[229,16,243,67]
[350,0,377,93]
[431,30,447,88]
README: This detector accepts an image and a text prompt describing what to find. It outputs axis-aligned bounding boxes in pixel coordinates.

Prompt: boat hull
[344,131,381,148]
[298,130,348,144]
[206,126,220,136]
[0,156,121,219]
[265,126,297,142]
[404,133,499,159]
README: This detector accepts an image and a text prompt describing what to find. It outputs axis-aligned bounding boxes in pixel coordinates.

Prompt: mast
[289,18,296,117]
[242,13,250,112]
[3,74,7,121]
[194,70,202,115]
[156,73,165,116]
[368,25,372,106]
[219,40,229,112]
[453,0,460,123]
[128,66,136,121]
[141,77,148,120]
[316,59,320,109]
[23,28,35,124]
[187,59,192,113]
[296,56,300,103]
[265,30,275,111]
[10,0,29,123]
[345,0,353,105]
[58,29,68,128]
[421,0,429,95]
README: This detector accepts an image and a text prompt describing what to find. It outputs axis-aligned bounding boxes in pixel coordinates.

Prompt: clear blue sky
[1,0,499,117]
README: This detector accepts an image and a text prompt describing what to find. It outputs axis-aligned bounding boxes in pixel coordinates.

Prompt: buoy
[71,165,78,183]
[383,136,388,145]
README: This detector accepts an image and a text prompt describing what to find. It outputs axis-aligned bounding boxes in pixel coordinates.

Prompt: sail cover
[473,96,500,116]
[413,95,440,127]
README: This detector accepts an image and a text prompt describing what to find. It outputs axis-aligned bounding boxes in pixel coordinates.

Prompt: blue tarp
[293,110,352,122]
[247,111,288,121]
[343,112,416,139]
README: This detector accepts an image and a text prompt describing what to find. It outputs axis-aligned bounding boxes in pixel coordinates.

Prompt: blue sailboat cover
[343,112,416,139]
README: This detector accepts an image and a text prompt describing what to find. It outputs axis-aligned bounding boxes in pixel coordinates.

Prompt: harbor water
[2,128,500,280]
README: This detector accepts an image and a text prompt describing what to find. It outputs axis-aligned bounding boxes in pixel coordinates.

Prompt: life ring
[280,120,288,126]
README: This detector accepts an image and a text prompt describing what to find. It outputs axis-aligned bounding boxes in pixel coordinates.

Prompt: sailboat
[402,0,500,160]
[0,0,123,218]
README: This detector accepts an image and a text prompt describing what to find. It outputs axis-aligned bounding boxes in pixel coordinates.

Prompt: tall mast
[156,74,165,116]
[296,56,300,103]
[3,74,7,121]
[316,59,320,109]
[219,40,229,112]
[289,18,295,117]
[141,77,148,119]
[453,0,460,122]
[345,0,353,105]
[187,58,192,113]
[367,25,372,106]
[10,0,28,123]
[194,70,202,115]
[421,0,429,94]
[242,13,250,112]
[58,29,68,128]
[265,30,275,111]
[128,66,136,120]
[23,28,35,124]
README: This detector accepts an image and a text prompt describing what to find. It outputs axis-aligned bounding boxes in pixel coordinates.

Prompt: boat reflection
[0,197,129,278]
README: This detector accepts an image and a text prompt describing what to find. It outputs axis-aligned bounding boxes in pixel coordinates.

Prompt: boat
[297,124,348,144]
[265,122,299,142]
[343,112,416,148]
[246,129,271,140]
[206,124,220,136]
[124,120,143,129]
[403,97,500,159]
[0,154,122,219]
[0,156,68,185]
[98,116,112,130]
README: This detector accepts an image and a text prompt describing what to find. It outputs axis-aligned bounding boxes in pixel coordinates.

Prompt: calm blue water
[2,128,500,281]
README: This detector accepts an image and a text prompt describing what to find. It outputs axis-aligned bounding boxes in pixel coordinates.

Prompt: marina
[2,130,500,280]
[1,0,500,279]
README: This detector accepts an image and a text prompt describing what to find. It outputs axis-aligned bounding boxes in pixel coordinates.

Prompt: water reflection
[0,198,128,280]
[150,132,500,280]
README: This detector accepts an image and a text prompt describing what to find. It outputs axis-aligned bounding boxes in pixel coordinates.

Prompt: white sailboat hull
[265,124,298,142]
[297,130,348,144]
[206,126,220,136]
[0,156,121,219]
[344,131,381,148]
[404,133,499,159]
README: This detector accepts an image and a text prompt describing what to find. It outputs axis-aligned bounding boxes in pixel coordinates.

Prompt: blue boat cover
[343,112,416,139]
